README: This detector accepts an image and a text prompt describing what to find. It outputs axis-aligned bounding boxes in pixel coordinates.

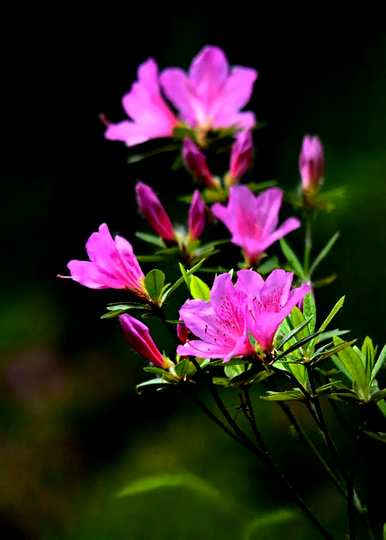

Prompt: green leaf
[174,359,197,378]
[371,344,386,382]
[135,231,166,248]
[144,268,165,302]
[370,388,386,402]
[117,473,222,503]
[280,238,306,279]
[364,431,386,443]
[136,378,171,395]
[243,509,297,540]
[309,232,340,276]
[332,337,369,399]
[257,256,279,275]
[224,363,245,379]
[189,275,210,300]
[261,389,304,402]
[275,317,311,350]
[137,254,165,262]
[303,292,316,334]
[161,258,207,303]
[319,296,345,333]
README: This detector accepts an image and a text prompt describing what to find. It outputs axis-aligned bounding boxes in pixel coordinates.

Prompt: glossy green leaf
[243,509,297,540]
[371,344,386,382]
[318,296,345,333]
[280,238,306,279]
[309,232,340,276]
[144,269,165,301]
[190,275,210,301]
[261,389,304,402]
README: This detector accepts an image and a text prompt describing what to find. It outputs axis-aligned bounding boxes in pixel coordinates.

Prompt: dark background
[1,11,385,539]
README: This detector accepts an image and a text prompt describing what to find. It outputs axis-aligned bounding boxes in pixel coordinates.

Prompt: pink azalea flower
[135,182,176,241]
[160,46,257,132]
[119,314,171,368]
[177,269,310,361]
[177,273,253,361]
[227,130,254,184]
[236,269,311,351]
[299,135,325,192]
[188,190,206,240]
[67,223,147,297]
[182,138,218,188]
[212,186,300,265]
[104,59,178,147]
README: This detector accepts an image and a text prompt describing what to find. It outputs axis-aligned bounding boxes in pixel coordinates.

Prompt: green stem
[304,214,313,276]
[306,365,356,539]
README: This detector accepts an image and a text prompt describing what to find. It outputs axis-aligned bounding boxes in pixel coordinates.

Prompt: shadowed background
[0,11,385,538]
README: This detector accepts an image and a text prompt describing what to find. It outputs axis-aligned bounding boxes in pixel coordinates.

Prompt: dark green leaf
[258,256,279,275]
[175,359,197,377]
[303,292,316,334]
[261,389,304,402]
[318,296,345,333]
[309,232,340,275]
[280,238,306,279]
[135,231,166,248]
[275,317,312,350]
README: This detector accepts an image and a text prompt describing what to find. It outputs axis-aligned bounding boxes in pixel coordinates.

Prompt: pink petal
[189,46,229,108]
[67,260,123,289]
[260,217,301,252]
[160,68,197,125]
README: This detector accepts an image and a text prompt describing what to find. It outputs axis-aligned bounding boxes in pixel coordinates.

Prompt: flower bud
[119,313,172,368]
[227,130,253,184]
[188,190,206,240]
[182,138,219,188]
[135,182,175,241]
[299,135,324,192]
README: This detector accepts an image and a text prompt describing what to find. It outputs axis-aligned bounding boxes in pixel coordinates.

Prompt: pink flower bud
[299,135,324,192]
[182,138,217,188]
[188,190,206,240]
[177,321,189,344]
[135,182,175,241]
[119,313,171,368]
[228,130,253,183]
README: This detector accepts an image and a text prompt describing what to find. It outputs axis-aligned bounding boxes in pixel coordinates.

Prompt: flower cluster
[62,45,386,539]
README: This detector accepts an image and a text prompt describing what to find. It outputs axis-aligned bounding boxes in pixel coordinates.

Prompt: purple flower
[212,186,300,265]
[182,138,218,188]
[299,135,324,191]
[177,273,253,361]
[104,59,178,147]
[67,223,147,296]
[227,130,254,184]
[135,182,176,241]
[177,269,310,360]
[161,46,257,132]
[188,190,206,240]
[119,314,171,368]
[236,269,311,351]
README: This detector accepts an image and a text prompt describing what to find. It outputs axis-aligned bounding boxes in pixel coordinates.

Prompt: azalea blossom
[135,182,176,241]
[177,269,310,360]
[212,186,300,265]
[177,273,253,361]
[104,59,178,147]
[236,269,311,351]
[161,46,257,132]
[120,314,172,368]
[67,223,147,297]
[299,135,325,192]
